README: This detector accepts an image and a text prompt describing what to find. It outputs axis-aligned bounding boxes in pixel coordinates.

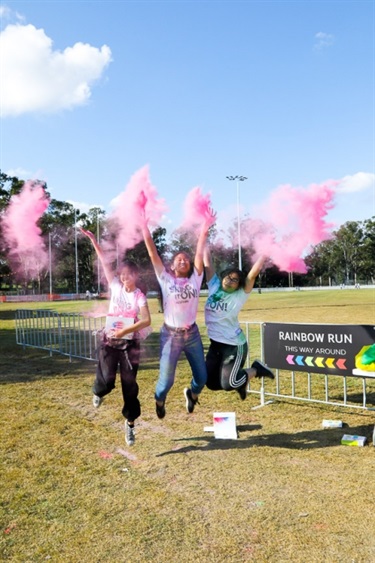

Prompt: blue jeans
[155,324,207,402]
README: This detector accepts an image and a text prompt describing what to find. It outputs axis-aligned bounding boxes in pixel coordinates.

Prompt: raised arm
[80,228,115,285]
[141,224,164,277]
[194,207,216,275]
[244,255,267,293]
[203,245,215,282]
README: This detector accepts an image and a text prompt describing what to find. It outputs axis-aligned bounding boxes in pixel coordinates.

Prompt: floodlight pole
[75,209,79,295]
[96,212,101,294]
[49,232,52,295]
[226,175,247,270]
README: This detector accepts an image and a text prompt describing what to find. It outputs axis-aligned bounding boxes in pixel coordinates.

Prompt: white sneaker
[93,394,103,408]
[125,421,135,446]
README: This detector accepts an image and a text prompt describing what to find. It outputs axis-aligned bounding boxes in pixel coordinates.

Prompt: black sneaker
[156,401,166,419]
[237,383,248,400]
[184,387,199,413]
[251,360,275,379]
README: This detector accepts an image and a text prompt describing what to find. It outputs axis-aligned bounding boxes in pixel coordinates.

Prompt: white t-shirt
[108,278,147,318]
[157,268,203,328]
[205,273,249,345]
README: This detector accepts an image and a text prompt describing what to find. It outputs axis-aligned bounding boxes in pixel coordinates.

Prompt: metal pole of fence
[362,379,367,408]
[307,373,312,400]
[325,375,329,403]
[343,377,348,406]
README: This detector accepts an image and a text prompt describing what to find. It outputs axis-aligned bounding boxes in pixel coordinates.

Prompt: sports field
[1,289,374,562]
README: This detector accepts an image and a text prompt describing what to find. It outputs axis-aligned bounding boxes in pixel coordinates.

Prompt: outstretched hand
[79,227,97,244]
[204,206,217,228]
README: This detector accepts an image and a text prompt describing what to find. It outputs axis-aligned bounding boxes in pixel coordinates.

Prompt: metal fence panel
[15,309,105,361]
[15,311,375,410]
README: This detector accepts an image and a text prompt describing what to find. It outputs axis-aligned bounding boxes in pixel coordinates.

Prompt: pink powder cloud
[1,180,50,280]
[108,165,168,256]
[240,181,337,273]
[180,186,215,231]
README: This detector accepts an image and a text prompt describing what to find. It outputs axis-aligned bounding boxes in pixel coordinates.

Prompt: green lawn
[1,289,375,562]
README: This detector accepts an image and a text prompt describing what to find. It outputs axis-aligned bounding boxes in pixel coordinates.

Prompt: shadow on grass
[0,341,96,383]
[156,423,375,456]
[339,391,375,406]
[0,327,162,384]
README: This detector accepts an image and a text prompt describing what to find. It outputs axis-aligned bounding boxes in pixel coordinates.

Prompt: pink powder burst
[109,165,168,255]
[180,186,215,232]
[241,181,337,273]
[1,180,50,280]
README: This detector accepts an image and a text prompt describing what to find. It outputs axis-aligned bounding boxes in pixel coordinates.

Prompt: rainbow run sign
[263,323,375,376]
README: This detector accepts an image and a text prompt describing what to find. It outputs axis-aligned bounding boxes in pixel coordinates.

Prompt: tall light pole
[96,212,101,294]
[49,232,52,296]
[74,209,79,295]
[226,175,247,270]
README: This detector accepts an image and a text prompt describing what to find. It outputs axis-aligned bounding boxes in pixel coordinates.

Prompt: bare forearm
[142,225,163,274]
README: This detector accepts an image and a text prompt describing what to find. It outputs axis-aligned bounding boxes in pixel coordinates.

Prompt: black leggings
[205,339,248,391]
[93,340,141,421]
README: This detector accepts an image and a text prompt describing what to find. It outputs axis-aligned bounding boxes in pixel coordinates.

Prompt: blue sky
[1,0,374,234]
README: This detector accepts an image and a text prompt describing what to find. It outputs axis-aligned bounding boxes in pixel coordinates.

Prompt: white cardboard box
[213,412,237,439]
[341,434,367,447]
[322,420,343,429]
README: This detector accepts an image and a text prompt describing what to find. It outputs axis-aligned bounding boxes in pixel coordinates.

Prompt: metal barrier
[241,321,375,411]
[15,309,105,361]
[14,311,374,410]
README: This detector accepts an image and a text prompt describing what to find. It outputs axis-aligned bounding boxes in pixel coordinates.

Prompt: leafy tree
[332,221,365,284]
[361,218,375,283]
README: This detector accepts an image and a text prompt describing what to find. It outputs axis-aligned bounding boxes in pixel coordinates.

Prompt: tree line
[0,172,374,294]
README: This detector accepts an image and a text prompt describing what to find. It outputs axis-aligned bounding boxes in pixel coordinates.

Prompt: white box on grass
[213,412,237,440]
[322,420,343,428]
[341,434,367,447]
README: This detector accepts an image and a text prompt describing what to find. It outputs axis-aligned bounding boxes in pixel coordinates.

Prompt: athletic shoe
[155,401,166,419]
[125,421,135,446]
[251,360,275,379]
[184,387,199,413]
[237,383,248,400]
[93,394,103,408]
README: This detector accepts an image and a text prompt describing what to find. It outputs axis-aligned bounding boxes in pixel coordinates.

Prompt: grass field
[1,289,375,562]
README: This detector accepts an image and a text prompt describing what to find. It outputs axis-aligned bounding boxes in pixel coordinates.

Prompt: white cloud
[5,167,35,179]
[314,31,334,51]
[67,200,104,214]
[336,172,375,194]
[0,23,112,117]
[0,5,24,22]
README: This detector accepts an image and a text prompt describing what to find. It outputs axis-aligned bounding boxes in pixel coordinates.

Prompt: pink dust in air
[241,181,337,273]
[1,180,50,280]
[108,165,168,256]
[180,187,215,231]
